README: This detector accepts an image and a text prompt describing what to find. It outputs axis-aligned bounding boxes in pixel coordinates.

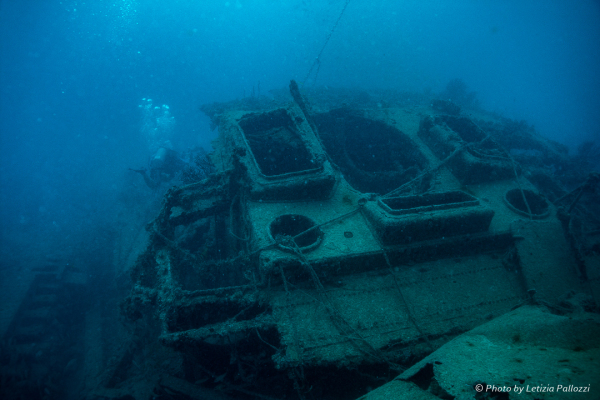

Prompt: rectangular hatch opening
[238,109,316,177]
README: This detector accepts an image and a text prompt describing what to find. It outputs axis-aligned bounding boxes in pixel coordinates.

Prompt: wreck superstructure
[121,84,600,399]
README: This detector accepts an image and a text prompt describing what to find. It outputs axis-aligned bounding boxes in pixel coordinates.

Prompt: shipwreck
[116,82,600,399]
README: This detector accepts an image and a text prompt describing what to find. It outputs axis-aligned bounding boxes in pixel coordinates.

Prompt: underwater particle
[344,231,353,238]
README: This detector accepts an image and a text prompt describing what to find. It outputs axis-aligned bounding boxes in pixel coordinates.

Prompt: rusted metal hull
[122,88,599,399]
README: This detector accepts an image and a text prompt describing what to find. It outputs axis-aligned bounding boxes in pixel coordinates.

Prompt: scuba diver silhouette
[130,147,186,189]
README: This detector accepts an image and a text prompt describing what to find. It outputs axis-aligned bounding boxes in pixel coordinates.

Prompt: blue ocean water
[1,1,599,261]
[0,0,599,397]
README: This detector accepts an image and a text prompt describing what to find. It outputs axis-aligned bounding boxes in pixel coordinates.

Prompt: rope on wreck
[283,229,396,368]
[381,123,502,199]
[272,202,395,369]
[468,120,535,220]
[381,123,535,224]
[509,154,533,220]
[279,264,308,400]
[553,173,600,301]
[354,206,430,355]
[382,248,432,353]
[381,140,472,198]
[553,172,600,214]
[303,0,352,86]
[292,206,361,244]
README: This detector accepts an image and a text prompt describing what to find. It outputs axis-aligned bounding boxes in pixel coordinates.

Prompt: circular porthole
[269,214,322,252]
[504,189,550,219]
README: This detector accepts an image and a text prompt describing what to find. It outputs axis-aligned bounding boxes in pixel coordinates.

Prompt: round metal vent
[504,189,550,219]
[269,214,322,252]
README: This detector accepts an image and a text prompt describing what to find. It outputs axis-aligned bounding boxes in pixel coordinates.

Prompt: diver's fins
[129,168,160,189]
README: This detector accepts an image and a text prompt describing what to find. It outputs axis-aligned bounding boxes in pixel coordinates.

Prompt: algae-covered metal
[123,85,599,399]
